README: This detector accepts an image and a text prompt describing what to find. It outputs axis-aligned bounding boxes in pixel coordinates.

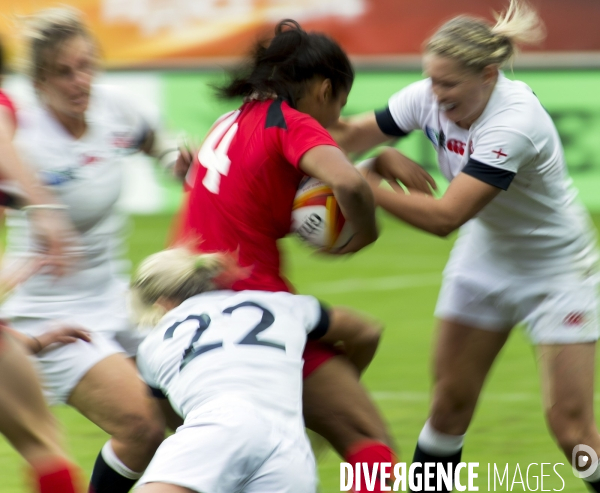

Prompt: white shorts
[435,269,600,344]
[10,314,146,405]
[136,400,317,493]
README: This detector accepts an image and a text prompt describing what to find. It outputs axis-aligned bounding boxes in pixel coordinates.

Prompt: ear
[317,78,333,103]
[482,64,499,86]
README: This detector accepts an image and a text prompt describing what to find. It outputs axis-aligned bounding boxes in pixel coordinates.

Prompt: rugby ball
[291,177,354,250]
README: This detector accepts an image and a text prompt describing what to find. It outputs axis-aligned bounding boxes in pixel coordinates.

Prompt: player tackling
[131,247,383,493]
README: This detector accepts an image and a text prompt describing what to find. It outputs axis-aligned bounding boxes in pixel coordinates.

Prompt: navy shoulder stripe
[375,107,408,137]
[462,158,515,191]
[265,99,287,130]
[308,304,331,340]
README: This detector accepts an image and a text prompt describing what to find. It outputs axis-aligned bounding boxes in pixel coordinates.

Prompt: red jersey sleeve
[271,100,338,169]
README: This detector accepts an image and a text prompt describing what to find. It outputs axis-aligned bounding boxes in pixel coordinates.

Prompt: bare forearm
[374,187,457,237]
[333,178,378,242]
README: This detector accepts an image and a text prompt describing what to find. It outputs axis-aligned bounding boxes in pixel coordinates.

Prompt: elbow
[356,321,383,351]
[331,169,367,196]
[432,223,456,238]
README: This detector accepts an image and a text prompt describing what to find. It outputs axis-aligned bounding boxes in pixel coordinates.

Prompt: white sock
[101,441,143,480]
[418,419,465,455]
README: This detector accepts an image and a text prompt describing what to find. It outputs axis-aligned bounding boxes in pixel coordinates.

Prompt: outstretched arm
[0,107,78,275]
[365,165,500,237]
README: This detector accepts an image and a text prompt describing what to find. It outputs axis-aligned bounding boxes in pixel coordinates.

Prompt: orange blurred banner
[0,0,599,68]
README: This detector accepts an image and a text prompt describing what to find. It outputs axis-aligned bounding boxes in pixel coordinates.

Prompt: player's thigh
[136,484,194,493]
[67,352,162,438]
[9,317,129,405]
[537,342,596,421]
[433,271,513,392]
[303,355,391,455]
[428,319,509,434]
[0,335,61,457]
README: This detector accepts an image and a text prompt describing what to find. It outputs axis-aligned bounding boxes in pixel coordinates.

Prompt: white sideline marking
[372,391,600,402]
[307,273,442,294]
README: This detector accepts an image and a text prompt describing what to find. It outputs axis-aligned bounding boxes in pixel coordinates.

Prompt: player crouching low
[130,247,382,493]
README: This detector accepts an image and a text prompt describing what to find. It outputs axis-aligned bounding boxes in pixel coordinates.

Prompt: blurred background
[0,1,600,491]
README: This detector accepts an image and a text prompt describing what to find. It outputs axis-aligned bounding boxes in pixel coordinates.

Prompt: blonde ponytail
[491,0,546,48]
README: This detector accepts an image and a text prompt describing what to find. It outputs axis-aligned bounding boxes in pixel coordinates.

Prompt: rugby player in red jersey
[175,19,395,492]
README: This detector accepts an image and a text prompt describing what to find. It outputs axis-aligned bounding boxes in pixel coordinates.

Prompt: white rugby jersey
[376,73,598,276]
[137,290,329,424]
[2,85,152,314]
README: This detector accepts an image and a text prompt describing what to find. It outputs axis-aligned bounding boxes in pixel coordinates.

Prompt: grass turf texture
[0,212,598,492]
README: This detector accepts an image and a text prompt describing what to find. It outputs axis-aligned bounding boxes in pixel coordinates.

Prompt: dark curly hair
[217,19,354,108]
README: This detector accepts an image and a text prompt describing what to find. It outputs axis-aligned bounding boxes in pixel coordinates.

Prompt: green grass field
[0,211,599,492]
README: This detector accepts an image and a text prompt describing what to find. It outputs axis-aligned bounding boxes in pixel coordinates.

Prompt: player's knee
[430,385,478,434]
[432,383,477,416]
[546,405,592,450]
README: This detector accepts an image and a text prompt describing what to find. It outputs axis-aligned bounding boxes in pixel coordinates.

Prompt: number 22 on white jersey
[198,110,240,194]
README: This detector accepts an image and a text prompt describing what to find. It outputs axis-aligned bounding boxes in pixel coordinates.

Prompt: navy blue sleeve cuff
[462,158,516,191]
[374,107,409,138]
[308,304,331,340]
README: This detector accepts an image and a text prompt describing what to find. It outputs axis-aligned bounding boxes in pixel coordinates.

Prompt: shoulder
[389,78,434,105]
[482,76,549,131]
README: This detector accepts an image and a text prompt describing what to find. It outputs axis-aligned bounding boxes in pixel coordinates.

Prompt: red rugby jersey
[177,99,338,292]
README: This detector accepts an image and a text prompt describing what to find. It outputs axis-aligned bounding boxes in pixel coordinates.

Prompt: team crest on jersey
[425,126,445,149]
[447,139,466,156]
